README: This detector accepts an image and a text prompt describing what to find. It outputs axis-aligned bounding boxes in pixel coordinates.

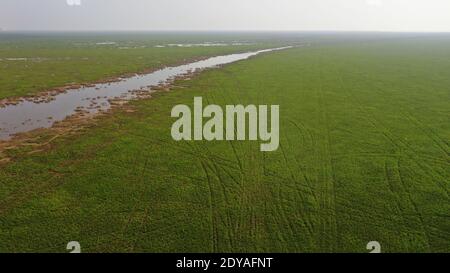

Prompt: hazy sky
[1,0,450,32]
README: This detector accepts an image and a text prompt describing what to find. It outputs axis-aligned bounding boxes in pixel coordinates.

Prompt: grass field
[0,32,284,100]
[0,33,449,252]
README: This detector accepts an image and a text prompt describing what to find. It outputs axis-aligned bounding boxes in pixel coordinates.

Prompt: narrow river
[0,46,291,140]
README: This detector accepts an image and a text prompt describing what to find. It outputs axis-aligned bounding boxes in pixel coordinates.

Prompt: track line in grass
[200,160,218,252]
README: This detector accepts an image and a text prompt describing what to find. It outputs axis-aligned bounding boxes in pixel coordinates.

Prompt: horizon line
[1,29,450,34]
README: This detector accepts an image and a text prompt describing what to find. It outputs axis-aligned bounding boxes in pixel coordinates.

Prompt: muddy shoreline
[0,55,213,108]
[0,46,293,162]
[0,47,276,108]
[0,75,195,165]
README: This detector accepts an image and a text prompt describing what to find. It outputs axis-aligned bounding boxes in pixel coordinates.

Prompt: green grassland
[0,32,286,100]
[0,34,449,252]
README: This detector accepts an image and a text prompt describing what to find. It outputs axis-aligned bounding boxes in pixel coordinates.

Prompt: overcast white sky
[1,0,450,32]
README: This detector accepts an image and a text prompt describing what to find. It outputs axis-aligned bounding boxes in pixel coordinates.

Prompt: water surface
[0,46,291,140]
